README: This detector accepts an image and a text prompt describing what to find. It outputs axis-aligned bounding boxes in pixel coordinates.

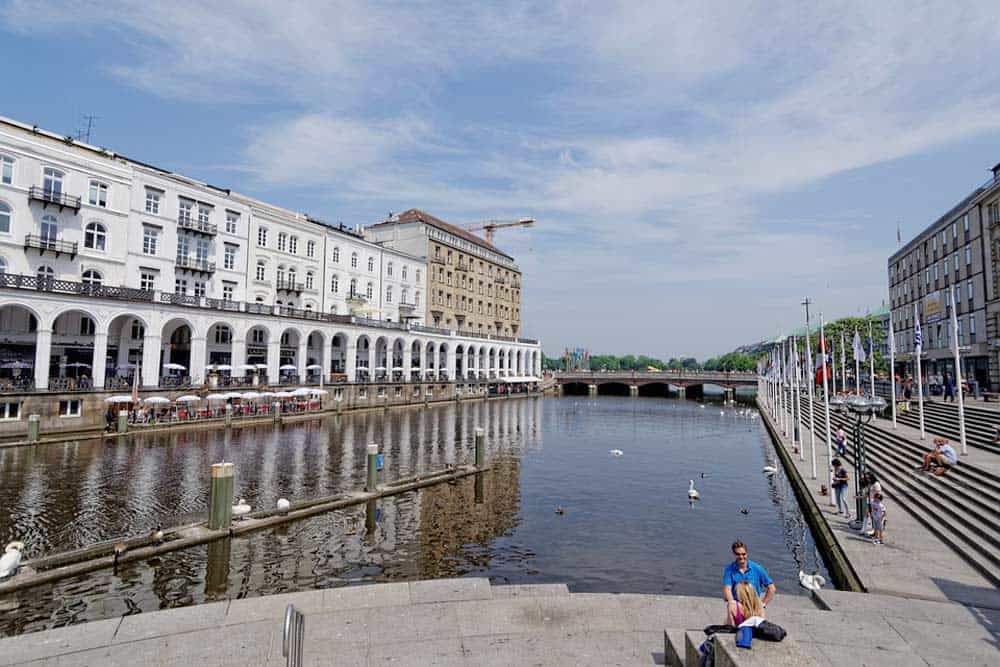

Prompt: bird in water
[700,472,711,478]
[150,525,164,545]
[112,540,127,572]
[608,449,624,456]
[554,506,566,515]
[276,498,291,514]
[799,570,826,591]
[762,464,778,476]
[0,541,24,579]
[739,506,750,515]
[232,498,252,520]
[688,480,700,500]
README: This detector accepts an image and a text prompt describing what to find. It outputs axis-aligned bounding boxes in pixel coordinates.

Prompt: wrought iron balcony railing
[24,234,78,258]
[28,186,81,212]
[175,255,216,273]
[177,218,218,235]
[276,279,304,293]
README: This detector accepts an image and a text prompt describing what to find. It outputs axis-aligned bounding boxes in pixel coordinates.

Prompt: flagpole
[853,328,861,397]
[804,310,817,480]
[831,339,837,395]
[779,340,786,435]
[914,303,926,440]
[889,315,897,429]
[951,286,968,455]
[820,315,834,504]
[793,336,803,459]
[868,320,876,400]
[840,331,847,394]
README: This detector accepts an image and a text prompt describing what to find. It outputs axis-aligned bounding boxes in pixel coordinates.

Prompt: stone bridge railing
[553,370,757,397]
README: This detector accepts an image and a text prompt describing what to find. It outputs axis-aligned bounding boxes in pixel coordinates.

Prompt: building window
[42,167,63,196]
[0,155,12,184]
[351,252,358,268]
[306,240,315,257]
[130,319,144,339]
[37,265,54,281]
[194,281,206,298]
[276,265,285,284]
[289,236,298,254]
[145,189,161,214]
[178,199,193,224]
[140,272,156,290]
[332,247,340,263]
[278,232,287,252]
[143,228,159,255]
[223,284,234,301]
[414,291,420,306]
[88,180,108,208]
[964,213,970,231]
[0,201,11,233]
[386,286,393,303]
[402,265,407,280]
[305,271,314,289]
[80,316,95,335]
[224,245,236,270]
[58,400,82,417]
[252,329,266,344]
[350,278,358,295]
[215,324,232,343]
[84,222,107,250]
[175,278,188,294]
[967,280,973,302]
[387,262,393,277]
[82,269,103,285]
[366,282,373,299]
[415,269,421,283]
[257,227,268,247]
[969,314,976,342]
[0,401,20,420]
[225,211,239,234]
[401,288,408,303]
[368,256,374,272]
[965,246,972,266]
[198,205,211,225]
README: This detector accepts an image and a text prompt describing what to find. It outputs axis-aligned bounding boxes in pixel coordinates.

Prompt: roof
[370,208,513,260]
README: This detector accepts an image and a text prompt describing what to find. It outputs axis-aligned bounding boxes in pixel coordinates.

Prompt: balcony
[494,275,507,285]
[28,186,81,213]
[456,261,469,272]
[346,291,367,303]
[276,278,304,294]
[430,255,446,265]
[24,234,78,259]
[175,255,216,273]
[177,217,218,236]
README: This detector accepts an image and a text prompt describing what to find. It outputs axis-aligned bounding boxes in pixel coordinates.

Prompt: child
[733,581,765,625]
[870,493,886,545]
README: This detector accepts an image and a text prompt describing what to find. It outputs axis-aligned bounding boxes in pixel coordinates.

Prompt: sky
[4,1,1000,360]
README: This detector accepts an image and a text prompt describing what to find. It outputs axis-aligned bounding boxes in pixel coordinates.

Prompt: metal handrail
[175,255,216,272]
[282,604,305,667]
[28,186,81,210]
[276,279,305,292]
[177,218,218,235]
[24,234,78,255]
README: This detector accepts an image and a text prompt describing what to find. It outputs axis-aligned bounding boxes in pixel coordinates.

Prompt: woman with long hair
[731,581,765,625]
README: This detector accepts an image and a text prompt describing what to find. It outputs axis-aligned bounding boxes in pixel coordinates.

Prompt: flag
[852,329,866,363]
[840,331,846,366]
[913,304,922,353]
[897,221,902,244]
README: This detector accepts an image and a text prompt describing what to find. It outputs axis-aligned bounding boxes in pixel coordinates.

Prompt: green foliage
[814,315,889,375]
[702,352,761,372]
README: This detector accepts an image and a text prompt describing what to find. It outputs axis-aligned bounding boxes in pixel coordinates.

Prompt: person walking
[903,377,913,411]
[943,372,955,403]
[831,459,850,519]
[861,470,883,535]
[722,540,776,625]
[833,426,847,457]
[870,493,887,545]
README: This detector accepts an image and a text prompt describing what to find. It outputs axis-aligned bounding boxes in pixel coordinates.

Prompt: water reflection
[0,396,826,637]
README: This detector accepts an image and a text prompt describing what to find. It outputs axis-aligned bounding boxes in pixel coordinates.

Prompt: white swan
[688,480,700,500]
[762,464,778,476]
[276,498,291,513]
[232,498,252,520]
[608,449,624,457]
[799,570,826,591]
[0,541,24,579]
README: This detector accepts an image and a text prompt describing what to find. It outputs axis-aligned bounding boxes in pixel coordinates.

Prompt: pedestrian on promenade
[833,426,847,457]
[903,377,913,410]
[870,493,887,545]
[860,470,882,535]
[831,459,850,519]
[921,438,958,476]
[722,540,775,624]
[943,373,955,402]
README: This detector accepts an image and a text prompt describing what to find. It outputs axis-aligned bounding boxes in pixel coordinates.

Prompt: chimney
[992,162,1000,182]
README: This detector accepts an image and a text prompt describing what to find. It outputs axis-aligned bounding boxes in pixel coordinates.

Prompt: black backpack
[752,620,787,642]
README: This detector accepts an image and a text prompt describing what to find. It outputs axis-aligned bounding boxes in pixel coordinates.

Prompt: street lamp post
[845,394,887,527]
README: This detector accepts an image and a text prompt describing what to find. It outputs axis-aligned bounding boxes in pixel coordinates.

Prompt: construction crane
[463,217,535,244]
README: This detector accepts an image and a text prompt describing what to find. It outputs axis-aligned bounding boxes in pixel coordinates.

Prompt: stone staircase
[889,398,1000,455]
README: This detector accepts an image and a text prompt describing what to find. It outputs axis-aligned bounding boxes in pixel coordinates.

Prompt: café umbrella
[143,396,170,404]
[104,395,133,403]
[175,395,201,403]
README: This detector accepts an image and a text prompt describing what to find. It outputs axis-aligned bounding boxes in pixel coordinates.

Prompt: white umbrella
[206,394,230,401]
[143,396,170,404]
[374,366,387,371]
[310,388,329,396]
[163,363,186,371]
[391,366,404,371]
[241,391,262,400]
[105,395,133,403]
[290,387,313,396]
[237,364,258,371]
[279,364,297,371]
[175,395,201,402]
[64,361,91,368]
[215,364,233,371]
[116,363,136,370]
[410,365,422,370]
[273,391,295,398]
[305,364,323,371]
[255,363,269,370]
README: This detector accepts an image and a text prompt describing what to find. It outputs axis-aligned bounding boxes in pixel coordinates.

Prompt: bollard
[225,403,233,427]
[474,473,484,505]
[208,462,234,530]
[27,414,40,443]
[205,538,232,597]
[474,427,485,468]
[366,443,379,491]
[272,401,281,424]
[117,409,128,434]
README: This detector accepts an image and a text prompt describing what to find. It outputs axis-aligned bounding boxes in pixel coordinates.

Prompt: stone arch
[160,316,196,383]
[329,331,349,374]
[205,320,235,368]
[355,334,372,381]
[597,382,630,396]
[391,336,406,380]
[437,341,450,379]
[0,302,40,389]
[410,338,424,379]
[425,340,437,376]
[455,343,465,378]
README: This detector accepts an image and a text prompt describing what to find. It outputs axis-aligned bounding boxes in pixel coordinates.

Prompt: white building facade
[0,116,540,393]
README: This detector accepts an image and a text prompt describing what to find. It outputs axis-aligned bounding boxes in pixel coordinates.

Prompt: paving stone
[786,609,910,652]
[113,600,230,643]
[817,643,925,667]
[593,630,664,665]
[461,631,605,667]
[324,582,411,611]
[112,620,273,666]
[0,618,120,665]
[617,594,718,632]
[536,595,631,633]
[882,615,998,664]
[453,598,543,637]
[713,633,819,666]
[490,583,570,599]
[408,577,492,605]
[224,589,326,626]
[271,606,373,653]
[367,602,461,645]
[369,637,465,665]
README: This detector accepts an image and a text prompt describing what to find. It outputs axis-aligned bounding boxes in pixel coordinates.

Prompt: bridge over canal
[553,370,758,400]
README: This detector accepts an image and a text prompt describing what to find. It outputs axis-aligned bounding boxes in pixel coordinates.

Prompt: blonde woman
[731,582,765,625]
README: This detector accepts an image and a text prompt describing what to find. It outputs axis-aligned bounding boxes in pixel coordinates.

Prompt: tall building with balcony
[888,163,999,391]
[365,209,523,338]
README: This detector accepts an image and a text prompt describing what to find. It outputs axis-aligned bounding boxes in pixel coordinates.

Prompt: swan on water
[0,541,24,579]
[739,506,750,515]
[799,570,826,591]
[688,480,700,500]
[554,506,566,515]
[762,464,778,475]
[608,449,624,457]
[233,498,252,520]
[150,525,164,544]
[276,498,291,513]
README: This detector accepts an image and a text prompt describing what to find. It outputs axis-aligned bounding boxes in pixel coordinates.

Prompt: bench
[983,392,999,402]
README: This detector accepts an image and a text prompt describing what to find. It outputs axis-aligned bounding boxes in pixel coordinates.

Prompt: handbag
[752,620,787,642]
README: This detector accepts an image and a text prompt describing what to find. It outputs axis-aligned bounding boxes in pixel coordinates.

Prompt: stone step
[663,627,691,666]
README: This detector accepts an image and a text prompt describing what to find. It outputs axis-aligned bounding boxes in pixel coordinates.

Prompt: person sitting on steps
[921,437,958,477]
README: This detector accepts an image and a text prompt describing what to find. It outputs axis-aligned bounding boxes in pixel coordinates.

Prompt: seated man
[722,540,775,624]
[921,437,958,476]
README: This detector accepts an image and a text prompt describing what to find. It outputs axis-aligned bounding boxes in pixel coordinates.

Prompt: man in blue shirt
[722,540,776,623]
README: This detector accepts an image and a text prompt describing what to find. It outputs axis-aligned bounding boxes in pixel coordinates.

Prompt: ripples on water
[0,396,827,636]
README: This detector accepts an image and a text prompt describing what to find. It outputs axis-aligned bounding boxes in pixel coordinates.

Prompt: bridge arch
[596,381,630,396]
[561,381,590,396]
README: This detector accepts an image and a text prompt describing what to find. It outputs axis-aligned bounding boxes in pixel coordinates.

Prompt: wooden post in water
[475,427,485,468]
[208,462,234,530]
[117,409,128,434]
[366,443,379,492]
[27,414,40,443]
[225,403,233,427]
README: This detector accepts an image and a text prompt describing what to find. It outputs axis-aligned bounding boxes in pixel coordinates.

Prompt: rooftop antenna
[76,114,100,143]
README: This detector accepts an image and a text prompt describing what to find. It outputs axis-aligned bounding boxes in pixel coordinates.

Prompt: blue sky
[4,1,1000,359]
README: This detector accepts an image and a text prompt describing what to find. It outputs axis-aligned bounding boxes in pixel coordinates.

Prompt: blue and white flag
[852,328,866,363]
[913,303,923,353]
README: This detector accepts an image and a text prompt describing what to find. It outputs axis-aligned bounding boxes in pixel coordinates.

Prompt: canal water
[0,396,828,636]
